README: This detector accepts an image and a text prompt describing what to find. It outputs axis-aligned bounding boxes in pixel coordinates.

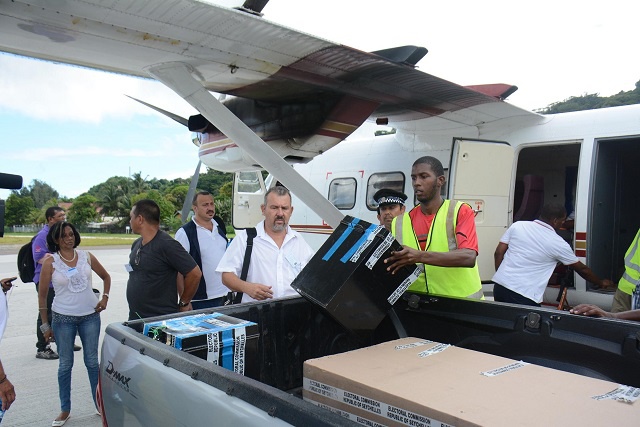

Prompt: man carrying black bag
[216,186,314,303]
[175,192,229,309]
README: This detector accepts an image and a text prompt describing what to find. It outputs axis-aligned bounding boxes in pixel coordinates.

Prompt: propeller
[126,94,225,224]
[125,95,188,127]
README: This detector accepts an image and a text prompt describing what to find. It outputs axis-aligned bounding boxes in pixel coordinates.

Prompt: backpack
[17,238,36,283]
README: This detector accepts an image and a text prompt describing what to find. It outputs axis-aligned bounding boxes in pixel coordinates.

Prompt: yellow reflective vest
[618,229,640,296]
[391,200,482,297]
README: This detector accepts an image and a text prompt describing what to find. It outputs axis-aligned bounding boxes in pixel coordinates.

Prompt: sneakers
[36,347,59,360]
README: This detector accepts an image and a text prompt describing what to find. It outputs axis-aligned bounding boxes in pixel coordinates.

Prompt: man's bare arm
[494,242,508,271]
[385,247,477,274]
[179,265,202,310]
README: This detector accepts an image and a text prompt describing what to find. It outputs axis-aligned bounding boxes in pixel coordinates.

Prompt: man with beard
[217,186,314,303]
[385,156,483,299]
[175,191,229,309]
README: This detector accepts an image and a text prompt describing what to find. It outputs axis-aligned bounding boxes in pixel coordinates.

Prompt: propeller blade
[126,95,189,127]
[181,160,202,224]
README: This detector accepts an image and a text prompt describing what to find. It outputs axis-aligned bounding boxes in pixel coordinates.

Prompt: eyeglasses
[134,246,142,266]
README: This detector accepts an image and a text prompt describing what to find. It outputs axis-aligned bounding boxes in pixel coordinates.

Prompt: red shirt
[409,203,479,253]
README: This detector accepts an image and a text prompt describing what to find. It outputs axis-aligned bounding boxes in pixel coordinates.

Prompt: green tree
[129,172,149,195]
[219,181,233,199]
[67,194,99,226]
[20,179,59,209]
[197,168,233,196]
[97,182,126,219]
[4,193,37,226]
[538,80,640,114]
[214,197,232,225]
[132,190,176,227]
[166,185,190,212]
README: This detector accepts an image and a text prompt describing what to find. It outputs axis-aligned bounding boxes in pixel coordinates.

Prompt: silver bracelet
[39,323,51,334]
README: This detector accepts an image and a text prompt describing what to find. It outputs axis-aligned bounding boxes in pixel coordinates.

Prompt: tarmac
[0,246,132,427]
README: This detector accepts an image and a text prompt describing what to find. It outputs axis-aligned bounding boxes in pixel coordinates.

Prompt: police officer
[373,189,408,230]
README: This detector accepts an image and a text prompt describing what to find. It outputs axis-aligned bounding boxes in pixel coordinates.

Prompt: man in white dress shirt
[175,191,228,309]
[216,186,314,303]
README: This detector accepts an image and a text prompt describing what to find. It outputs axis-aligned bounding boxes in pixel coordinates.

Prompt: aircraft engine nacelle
[192,95,376,172]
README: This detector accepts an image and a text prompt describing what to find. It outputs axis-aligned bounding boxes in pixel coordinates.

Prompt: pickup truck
[98,293,640,426]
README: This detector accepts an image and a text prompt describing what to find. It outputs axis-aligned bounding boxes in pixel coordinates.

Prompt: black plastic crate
[291,216,419,337]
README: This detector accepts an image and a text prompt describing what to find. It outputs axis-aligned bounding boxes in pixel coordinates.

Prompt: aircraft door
[232,171,266,229]
[448,139,514,282]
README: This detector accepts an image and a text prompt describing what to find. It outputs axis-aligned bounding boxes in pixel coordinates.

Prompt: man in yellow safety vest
[612,228,640,312]
[385,156,483,299]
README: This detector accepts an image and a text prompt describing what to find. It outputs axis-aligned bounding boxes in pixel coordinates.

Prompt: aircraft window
[366,172,405,210]
[328,178,357,210]
[237,171,262,193]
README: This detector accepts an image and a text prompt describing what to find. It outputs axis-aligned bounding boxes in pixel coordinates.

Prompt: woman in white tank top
[38,222,111,426]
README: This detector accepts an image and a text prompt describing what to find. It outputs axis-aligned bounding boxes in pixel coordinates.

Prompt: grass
[0,233,137,246]
[1,230,236,247]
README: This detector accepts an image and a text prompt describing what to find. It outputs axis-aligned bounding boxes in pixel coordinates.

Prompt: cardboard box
[143,312,259,378]
[291,216,420,337]
[303,337,640,427]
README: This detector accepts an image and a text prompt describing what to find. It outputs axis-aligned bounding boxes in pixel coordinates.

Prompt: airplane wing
[0,0,535,126]
[0,0,540,227]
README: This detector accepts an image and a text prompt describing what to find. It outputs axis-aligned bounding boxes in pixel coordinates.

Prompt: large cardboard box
[291,216,420,337]
[303,337,640,427]
[143,312,259,378]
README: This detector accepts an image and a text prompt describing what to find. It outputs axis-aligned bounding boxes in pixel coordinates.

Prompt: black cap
[373,189,408,207]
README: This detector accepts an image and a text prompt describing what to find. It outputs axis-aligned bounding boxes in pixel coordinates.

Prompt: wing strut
[146,62,344,229]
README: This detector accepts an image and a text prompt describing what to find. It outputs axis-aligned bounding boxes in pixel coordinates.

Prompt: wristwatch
[178,300,190,307]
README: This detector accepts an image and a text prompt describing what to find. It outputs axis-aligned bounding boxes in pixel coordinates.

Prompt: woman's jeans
[52,311,100,412]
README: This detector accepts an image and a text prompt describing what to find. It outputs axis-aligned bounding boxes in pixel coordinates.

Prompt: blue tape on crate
[322,217,360,261]
[340,224,378,263]
[221,328,235,371]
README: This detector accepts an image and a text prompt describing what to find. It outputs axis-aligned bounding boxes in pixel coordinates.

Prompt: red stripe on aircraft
[575,249,586,257]
[316,129,348,139]
[200,143,237,156]
[576,232,586,240]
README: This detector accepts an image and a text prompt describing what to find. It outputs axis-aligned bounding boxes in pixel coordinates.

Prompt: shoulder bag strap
[233,227,257,304]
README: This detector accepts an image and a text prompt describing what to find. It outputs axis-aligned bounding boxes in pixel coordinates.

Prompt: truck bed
[99,294,640,426]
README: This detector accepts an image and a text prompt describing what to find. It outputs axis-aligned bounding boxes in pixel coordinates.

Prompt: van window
[366,172,405,210]
[328,178,357,210]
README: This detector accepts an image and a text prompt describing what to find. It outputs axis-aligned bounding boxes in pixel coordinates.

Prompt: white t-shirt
[216,220,315,303]
[175,218,228,300]
[492,220,579,303]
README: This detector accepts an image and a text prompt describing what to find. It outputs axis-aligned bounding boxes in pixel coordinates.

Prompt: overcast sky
[1,0,637,200]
